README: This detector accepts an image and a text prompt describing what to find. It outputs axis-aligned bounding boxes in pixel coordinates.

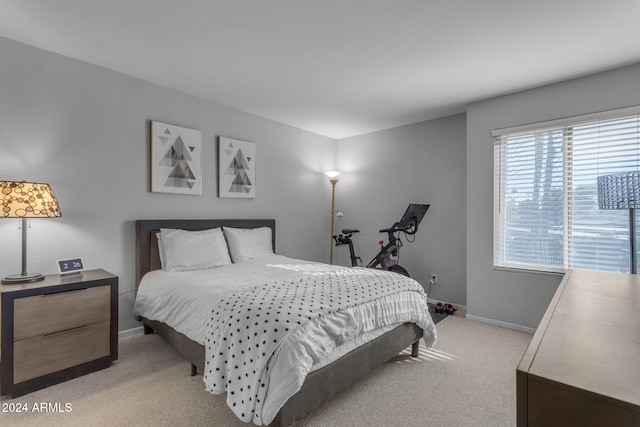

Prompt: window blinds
[494,108,640,273]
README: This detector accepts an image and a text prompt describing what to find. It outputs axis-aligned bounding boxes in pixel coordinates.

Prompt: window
[494,107,640,274]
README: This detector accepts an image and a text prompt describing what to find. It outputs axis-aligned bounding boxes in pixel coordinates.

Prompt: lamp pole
[329,178,338,264]
[630,208,637,274]
[325,171,341,264]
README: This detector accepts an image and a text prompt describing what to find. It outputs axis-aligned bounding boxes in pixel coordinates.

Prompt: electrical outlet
[431,273,438,284]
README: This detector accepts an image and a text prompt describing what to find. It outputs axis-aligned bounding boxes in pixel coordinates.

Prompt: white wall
[0,37,337,331]
[466,62,640,330]
[336,114,467,306]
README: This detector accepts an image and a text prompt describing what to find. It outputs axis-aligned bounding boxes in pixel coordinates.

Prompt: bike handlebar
[378,220,418,235]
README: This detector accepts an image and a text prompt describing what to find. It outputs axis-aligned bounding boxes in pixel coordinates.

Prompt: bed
[134,219,436,426]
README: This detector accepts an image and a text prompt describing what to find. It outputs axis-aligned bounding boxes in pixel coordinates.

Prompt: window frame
[493,105,640,274]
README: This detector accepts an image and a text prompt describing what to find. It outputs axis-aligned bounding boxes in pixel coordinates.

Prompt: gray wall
[5,34,638,335]
[466,62,640,330]
[336,114,467,306]
[0,37,337,331]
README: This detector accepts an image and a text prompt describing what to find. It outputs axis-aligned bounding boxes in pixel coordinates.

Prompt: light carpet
[0,315,532,427]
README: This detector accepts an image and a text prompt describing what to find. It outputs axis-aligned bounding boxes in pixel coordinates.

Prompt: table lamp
[597,172,640,274]
[1,181,61,284]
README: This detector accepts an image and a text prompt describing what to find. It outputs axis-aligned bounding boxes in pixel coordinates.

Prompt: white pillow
[159,227,232,272]
[157,232,167,269]
[223,227,274,263]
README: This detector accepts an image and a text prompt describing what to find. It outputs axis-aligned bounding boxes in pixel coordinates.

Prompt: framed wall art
[218,136,256,198]
[151,121,202,195]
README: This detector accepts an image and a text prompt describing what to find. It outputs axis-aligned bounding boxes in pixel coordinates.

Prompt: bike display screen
[397,203,430,230]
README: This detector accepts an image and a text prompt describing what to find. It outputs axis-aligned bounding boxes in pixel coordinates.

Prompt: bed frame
[135,219,423,426]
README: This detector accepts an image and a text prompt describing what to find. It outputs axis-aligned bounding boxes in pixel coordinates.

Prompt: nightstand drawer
[14,285,110,341]
[13,320,111,383]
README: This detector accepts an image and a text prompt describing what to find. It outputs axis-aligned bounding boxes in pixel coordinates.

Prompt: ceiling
[1,0,640,139]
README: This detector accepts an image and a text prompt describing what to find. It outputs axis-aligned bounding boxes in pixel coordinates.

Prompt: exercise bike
[333,203,430,277]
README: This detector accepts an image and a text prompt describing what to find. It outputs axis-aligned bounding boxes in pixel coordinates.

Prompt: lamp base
[2,272,45,284]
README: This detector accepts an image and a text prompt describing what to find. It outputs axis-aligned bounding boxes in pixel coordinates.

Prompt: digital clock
[57,257,85,274]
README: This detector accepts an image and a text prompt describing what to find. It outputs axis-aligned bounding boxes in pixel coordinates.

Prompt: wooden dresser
[517,269,640,426]
[1,269,118,397]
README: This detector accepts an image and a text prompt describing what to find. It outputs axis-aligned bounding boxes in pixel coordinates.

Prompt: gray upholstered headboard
[135,219,276,287]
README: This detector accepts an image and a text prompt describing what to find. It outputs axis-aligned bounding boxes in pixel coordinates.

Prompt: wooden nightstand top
[0,269,117,294]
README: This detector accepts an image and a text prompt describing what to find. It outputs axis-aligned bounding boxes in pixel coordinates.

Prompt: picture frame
[218,137,256,198]
[151,121,202,195]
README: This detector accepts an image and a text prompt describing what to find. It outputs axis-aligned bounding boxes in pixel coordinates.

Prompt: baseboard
[465,314,536,334]
[119,326,144,340]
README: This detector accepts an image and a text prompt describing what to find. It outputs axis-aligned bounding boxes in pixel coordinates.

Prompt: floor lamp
[597,172,640,274]
[325,171,340,264]
[1,181,62,283]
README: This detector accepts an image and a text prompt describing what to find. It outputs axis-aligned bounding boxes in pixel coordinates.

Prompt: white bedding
[134,255,437,425]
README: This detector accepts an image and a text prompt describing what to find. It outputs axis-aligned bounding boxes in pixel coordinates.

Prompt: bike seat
[342,229,359,234]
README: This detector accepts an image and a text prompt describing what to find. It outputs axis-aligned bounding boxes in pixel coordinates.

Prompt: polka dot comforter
[134,255,436,425]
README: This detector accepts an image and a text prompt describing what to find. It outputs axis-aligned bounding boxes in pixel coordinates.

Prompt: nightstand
[1,269,118,397]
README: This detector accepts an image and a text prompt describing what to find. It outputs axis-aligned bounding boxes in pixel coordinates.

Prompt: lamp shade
[1,181,61,218]
[597,172,640,210]
[324,170,341,179]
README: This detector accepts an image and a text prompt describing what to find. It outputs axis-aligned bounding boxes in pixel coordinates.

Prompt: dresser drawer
[13,321,111,383]
[14,285,110,341]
